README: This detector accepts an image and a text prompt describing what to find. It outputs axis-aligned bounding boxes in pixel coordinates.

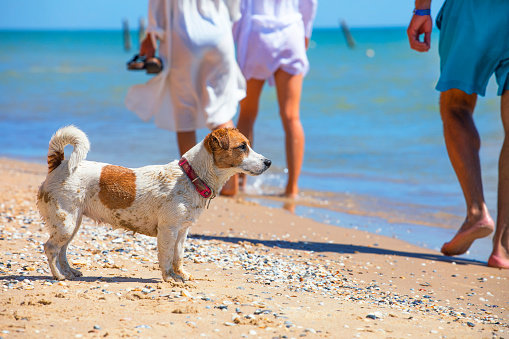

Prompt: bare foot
[283,201,296,213]
[441,216,494,256]
[281,191,299,213]
[487,251,509,269]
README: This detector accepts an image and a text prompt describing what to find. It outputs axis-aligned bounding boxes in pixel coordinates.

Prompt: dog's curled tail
[47,125,90,173]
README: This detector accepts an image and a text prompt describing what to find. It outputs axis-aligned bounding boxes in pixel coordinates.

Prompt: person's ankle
[285,187,298,199]
[467,204,492,223]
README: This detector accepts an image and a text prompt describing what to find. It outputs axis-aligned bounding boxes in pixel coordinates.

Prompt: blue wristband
[413,8,431,16]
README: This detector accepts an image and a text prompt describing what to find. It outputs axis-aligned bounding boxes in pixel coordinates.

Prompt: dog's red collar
[178,157,214,200]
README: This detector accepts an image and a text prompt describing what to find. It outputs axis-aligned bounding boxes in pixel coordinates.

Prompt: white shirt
[233,0,317,84]
[125,0,246,132]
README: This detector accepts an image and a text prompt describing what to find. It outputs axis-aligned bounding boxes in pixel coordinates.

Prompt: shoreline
[1,154,491,263]
[0,157,508,338]
[245,194,492,264]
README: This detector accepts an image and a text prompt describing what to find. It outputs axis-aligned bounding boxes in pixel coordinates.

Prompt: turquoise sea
[0,29,503,262]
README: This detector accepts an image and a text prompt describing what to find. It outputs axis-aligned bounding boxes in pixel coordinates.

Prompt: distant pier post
[122,19,132,51]
[340,20,355,49]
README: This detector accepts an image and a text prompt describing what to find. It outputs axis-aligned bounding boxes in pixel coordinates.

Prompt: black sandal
[127,54,146,71]
[145,57,163,74]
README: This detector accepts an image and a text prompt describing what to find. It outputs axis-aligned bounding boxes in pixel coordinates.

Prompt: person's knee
[286,115,302,126]
[440,104,471,125]
[239,104,261,126]
[281,116,303,134]
[440,89,476,122]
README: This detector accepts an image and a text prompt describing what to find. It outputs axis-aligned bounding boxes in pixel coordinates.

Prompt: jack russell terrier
[37,126,271,282]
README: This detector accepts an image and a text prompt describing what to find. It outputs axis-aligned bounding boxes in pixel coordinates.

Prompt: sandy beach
[0,157,508,338]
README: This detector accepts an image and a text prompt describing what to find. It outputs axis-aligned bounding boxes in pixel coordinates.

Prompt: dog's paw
[163,272,183,283]
[54,266,80,280]
[58,267,80,280]
[63,272,78,280]
[180,270,194,281]
[54,274,68,281]
[53,272,75,281]
[70,268,83,277]
[163,269,193,283]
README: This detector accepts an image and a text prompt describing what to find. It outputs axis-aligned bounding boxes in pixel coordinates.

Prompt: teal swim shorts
[436,0,509,96]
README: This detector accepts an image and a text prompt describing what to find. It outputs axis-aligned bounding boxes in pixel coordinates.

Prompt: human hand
[140,33,156,58]
[407,14,432,52]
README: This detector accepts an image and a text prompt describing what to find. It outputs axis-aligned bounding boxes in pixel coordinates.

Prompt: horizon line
[0,25,411,32]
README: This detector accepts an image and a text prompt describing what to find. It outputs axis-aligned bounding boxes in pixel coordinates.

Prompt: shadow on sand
[2,275,160,284]
[4,234,486,284]
[189,233,486,267]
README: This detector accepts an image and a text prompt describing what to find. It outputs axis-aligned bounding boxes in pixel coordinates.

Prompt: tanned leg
[488,90,509,268]
[236,78,265,191]
[439,88,495,256]
[177,131,197,156]
[274,69,305,198]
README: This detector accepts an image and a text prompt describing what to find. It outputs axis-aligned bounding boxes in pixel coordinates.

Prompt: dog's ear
[205,128,235,153]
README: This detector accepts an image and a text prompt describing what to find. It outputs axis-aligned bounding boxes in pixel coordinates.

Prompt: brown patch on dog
[204,128,238,153]
[99,165,136,210]
[204,128,250,169]
[48,151,64,173]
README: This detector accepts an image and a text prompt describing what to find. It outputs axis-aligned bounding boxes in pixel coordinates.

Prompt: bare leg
[274,69,305,198]
[177,131,197,156]
[439,89,494,256]
[237,79,265,191]
[489,90,509,268]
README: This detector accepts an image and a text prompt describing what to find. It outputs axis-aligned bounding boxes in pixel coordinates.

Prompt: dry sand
[0,158,508,338]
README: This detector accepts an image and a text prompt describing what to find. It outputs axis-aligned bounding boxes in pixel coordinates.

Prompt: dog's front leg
[157,226,186,283]
[173,226,193,281]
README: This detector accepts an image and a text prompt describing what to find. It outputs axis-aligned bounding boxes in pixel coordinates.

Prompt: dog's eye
[237,144,247,151]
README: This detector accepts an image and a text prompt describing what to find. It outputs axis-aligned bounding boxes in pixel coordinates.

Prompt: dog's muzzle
[263,158,271,169]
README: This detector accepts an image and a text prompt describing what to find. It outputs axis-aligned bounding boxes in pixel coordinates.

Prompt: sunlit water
[0,29,503,262]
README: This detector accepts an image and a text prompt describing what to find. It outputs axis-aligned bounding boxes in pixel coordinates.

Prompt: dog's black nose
[264,159,271,168]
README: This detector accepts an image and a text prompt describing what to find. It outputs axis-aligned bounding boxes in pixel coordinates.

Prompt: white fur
[48,125,90,173]
[37,126,270,282]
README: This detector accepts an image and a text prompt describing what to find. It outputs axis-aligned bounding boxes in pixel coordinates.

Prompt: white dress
[233,0,317,85]
[125,0,246,132]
